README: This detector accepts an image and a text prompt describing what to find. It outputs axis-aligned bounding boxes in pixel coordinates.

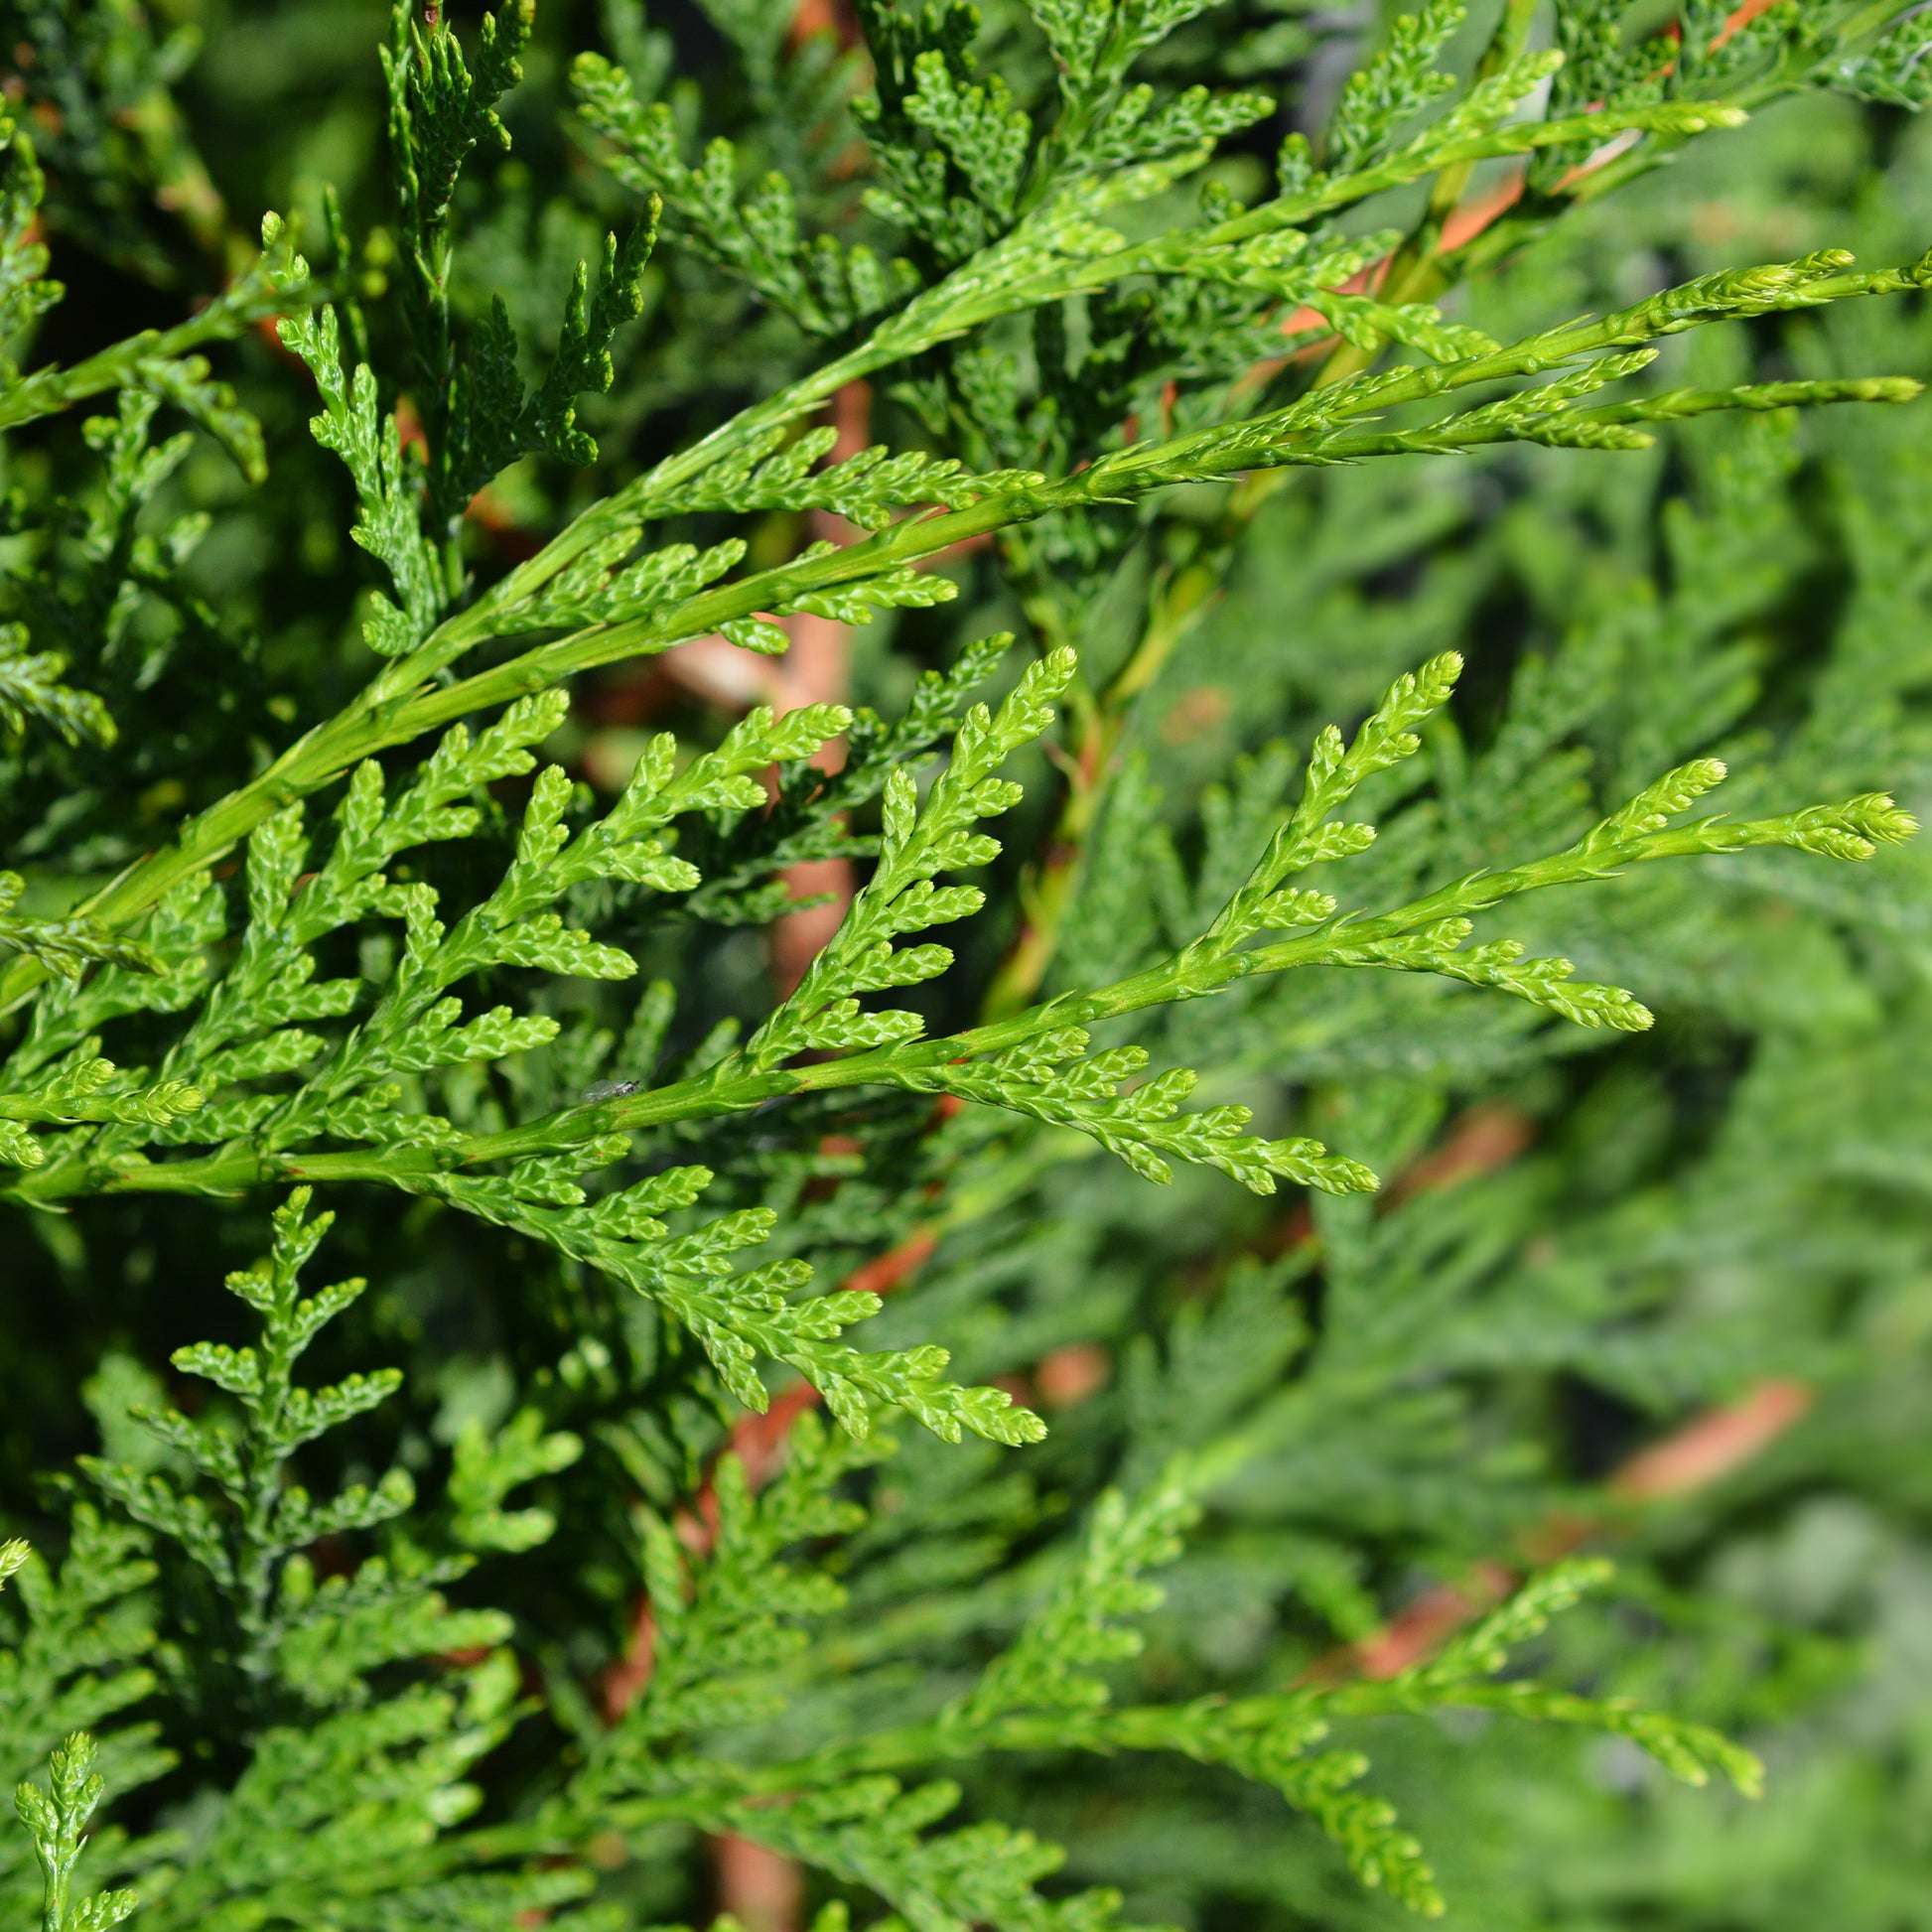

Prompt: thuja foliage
[1,0,1930,1925]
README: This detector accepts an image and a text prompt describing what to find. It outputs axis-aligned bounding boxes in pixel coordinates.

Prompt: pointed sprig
[245,693,843,1120]
[132,699,829,1169]
[9,669,1053,1451]
[852,3,1019,264]
[1324,0,1464,173]
[949,1475,1199,1724]
[1310,369,1926,462]
[578,0,1254,345]
[775,660,1455,1197]
[0,1052,202,1172]
[718,550,961,656]
[14,1732,140,1932]
[741,645,1078,1071]
[524,220,658,466]
[1327,920,1658,1032]
[385,0,531,240]
[782,1692,1377,1902]
[382,0,532,382]
[1036,0,1233,90]
[78,1190,520,1714]
[279,306,445,660]
[0,697,853,1194]
[0,891,215,1173]
[1082,78,1276,177]
[81,1192,414,1650]
[423,1157,1045,1447]
[1056,254,1930,502]
[444,213,658,514]
[1325,1559,1766,1800]
[1266,766,1918,1035]
[897,1030,1379,1196]
[1193,653,1466,964]
[380,1,652,527]
[5,872,228,1114]
[1536,0,1905,189]
[842,0,1741,356]
[0,387,246,760]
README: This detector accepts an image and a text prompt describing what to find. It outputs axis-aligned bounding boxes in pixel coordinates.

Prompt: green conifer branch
[5,652,1914,1216]
[5,10,1932,1917]
[3,242,1924,1024]
[15,1732,140,1932]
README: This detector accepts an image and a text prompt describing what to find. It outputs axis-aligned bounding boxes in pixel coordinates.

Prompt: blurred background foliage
[3,0,1931,1925]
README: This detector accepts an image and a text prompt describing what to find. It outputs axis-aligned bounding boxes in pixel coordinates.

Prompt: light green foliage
[652,419,1045,530]
[280,306,446,658]
[448,1407,585,1554]
[952,1474,1201,1721]
[16,1731,140,1932]
[0,880,165,989]
[1,3,1930,1930]
[0,1517,169,1928]
[1325,0,1466,173]
[0,626,116,751]
[745,644,1078,1065]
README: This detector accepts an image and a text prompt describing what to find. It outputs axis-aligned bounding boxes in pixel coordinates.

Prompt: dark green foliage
[1,2,1930,1928]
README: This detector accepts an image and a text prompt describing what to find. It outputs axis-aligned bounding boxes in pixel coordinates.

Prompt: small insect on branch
[582,1079,642,1103]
